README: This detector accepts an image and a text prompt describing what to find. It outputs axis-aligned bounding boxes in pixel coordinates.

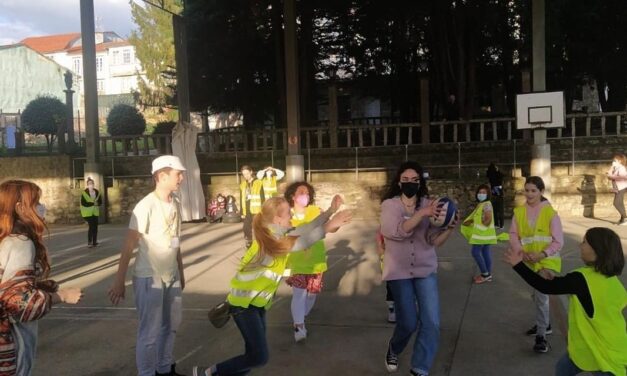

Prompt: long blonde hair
[250,197,297,263]
[0,180,51,279]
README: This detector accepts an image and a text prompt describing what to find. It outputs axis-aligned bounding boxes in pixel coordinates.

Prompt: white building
[20,32,143,97]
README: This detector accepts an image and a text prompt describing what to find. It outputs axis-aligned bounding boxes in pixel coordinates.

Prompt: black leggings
[84,216,99,245]
[614,188,627,219]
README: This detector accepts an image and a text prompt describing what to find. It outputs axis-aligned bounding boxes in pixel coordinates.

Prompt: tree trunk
[272,0,286,128]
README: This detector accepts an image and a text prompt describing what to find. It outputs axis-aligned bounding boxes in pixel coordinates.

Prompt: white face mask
[477,193,488,202]
[35,203,46,220]
[612,160,620,167]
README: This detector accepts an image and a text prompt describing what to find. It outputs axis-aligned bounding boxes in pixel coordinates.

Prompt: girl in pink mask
[284,181,333,342]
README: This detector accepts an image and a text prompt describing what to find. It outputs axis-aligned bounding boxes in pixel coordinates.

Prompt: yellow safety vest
[80,190,100,218]
[227,241,289,309]
[568,266,627,376]
[460,201,497,245]
[240,179,264,216]
[513,205,561,273]
[286,206,328,275]
[262,176,278,198]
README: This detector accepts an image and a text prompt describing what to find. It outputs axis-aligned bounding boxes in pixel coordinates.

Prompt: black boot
[156,364,186,376]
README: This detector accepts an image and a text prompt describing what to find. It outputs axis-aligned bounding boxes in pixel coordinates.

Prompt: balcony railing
[3,112,625,157]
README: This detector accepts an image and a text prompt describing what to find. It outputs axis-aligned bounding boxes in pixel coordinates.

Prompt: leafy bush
[21,95,66,151]
[106,104,146,136]
[152,120,176,134]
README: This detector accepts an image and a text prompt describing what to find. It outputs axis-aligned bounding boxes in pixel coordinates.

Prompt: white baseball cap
[151,155,187,174]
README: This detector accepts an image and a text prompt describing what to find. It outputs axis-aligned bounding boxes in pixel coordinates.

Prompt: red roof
[20,33,81,54]
[66,40,131,55]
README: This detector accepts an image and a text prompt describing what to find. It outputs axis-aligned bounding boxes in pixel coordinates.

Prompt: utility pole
[80,0,105,222]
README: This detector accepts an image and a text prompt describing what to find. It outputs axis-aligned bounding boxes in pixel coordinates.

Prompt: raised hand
[329,195,344,213]
[325,210,352,233]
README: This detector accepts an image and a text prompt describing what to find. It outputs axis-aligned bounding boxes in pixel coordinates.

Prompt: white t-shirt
[0,235,40,376]
[130,192,182,282]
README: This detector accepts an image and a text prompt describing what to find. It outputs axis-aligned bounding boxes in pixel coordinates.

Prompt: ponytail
[245,197,297,270]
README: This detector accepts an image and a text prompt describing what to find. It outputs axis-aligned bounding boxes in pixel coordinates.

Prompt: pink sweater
[509,200,563,256]
[608,164,627,191]
[380,197,439,280]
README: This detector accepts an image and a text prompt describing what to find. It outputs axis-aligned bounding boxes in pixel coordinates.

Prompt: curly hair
[284,181,316,207]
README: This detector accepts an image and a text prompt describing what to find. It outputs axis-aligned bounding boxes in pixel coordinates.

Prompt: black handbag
[208,301,231,328]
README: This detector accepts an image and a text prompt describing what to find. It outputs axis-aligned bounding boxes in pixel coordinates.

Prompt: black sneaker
[385,343,398,372]
[525,324,552,336]
[533,335,550,353]
[410,370,428,376]
[156,363,186,376]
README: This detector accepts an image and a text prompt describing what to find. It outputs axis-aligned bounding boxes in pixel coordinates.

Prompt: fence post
[571,135,575,176]
[307,147,311,182]
[457,142,461,179]
[405,144,408,161]
[235,151,240,184]
[513,139,517,171]
[355,147,359,181]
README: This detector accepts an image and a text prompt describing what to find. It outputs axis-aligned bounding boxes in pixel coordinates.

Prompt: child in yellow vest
[504,227,627,376]
[284,182,338,341]
[509,176,563,354]
[461,184,497,284]
[192,196,351,376]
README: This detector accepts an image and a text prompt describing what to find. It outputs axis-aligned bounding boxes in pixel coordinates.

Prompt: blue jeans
[471,244,492,274]
[133,277,183,376]
[555,353,614,376]
[388,273,440,375]
[216,305,269,375]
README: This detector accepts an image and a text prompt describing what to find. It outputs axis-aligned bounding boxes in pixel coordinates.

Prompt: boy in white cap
[108,155,187,376]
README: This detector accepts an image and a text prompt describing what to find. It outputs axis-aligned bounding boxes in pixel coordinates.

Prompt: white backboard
[516,91,565,129]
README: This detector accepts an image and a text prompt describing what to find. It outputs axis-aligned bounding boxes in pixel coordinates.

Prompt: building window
[97,80,105,93]
[112,50,119,65]
[96,57,103,72]
[73,58,81,74]
[123,49,131,64]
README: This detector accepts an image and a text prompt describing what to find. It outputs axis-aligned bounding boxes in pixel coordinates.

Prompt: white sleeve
[0,238,35,283]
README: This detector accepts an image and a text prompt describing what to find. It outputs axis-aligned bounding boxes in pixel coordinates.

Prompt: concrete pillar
[80,0,104,222]
[328,83,338,148]
[285,155,305,182]
[521,69,532,140]
[531,0,550,198]
[283,0,304,183]
[420,75,430,144]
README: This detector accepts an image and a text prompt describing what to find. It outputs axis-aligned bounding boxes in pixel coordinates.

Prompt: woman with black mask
[379,161,458,376]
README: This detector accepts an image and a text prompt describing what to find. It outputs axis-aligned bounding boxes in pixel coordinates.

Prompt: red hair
[0,180,51,278]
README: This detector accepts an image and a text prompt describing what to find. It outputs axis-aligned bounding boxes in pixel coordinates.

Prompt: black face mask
[400,182,420,198]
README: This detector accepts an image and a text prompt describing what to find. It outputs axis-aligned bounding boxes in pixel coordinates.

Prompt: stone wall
[2,135,625,223]
[0,155,83,223]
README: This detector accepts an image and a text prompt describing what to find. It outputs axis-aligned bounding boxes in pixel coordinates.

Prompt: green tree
[21,95,66,152]
[106,104,146,136]
[129,0,183,110]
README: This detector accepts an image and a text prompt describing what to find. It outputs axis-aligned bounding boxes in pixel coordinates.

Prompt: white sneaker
[294,326,307,342]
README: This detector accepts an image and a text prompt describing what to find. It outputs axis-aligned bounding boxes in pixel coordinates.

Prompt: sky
[0,0,138,45]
